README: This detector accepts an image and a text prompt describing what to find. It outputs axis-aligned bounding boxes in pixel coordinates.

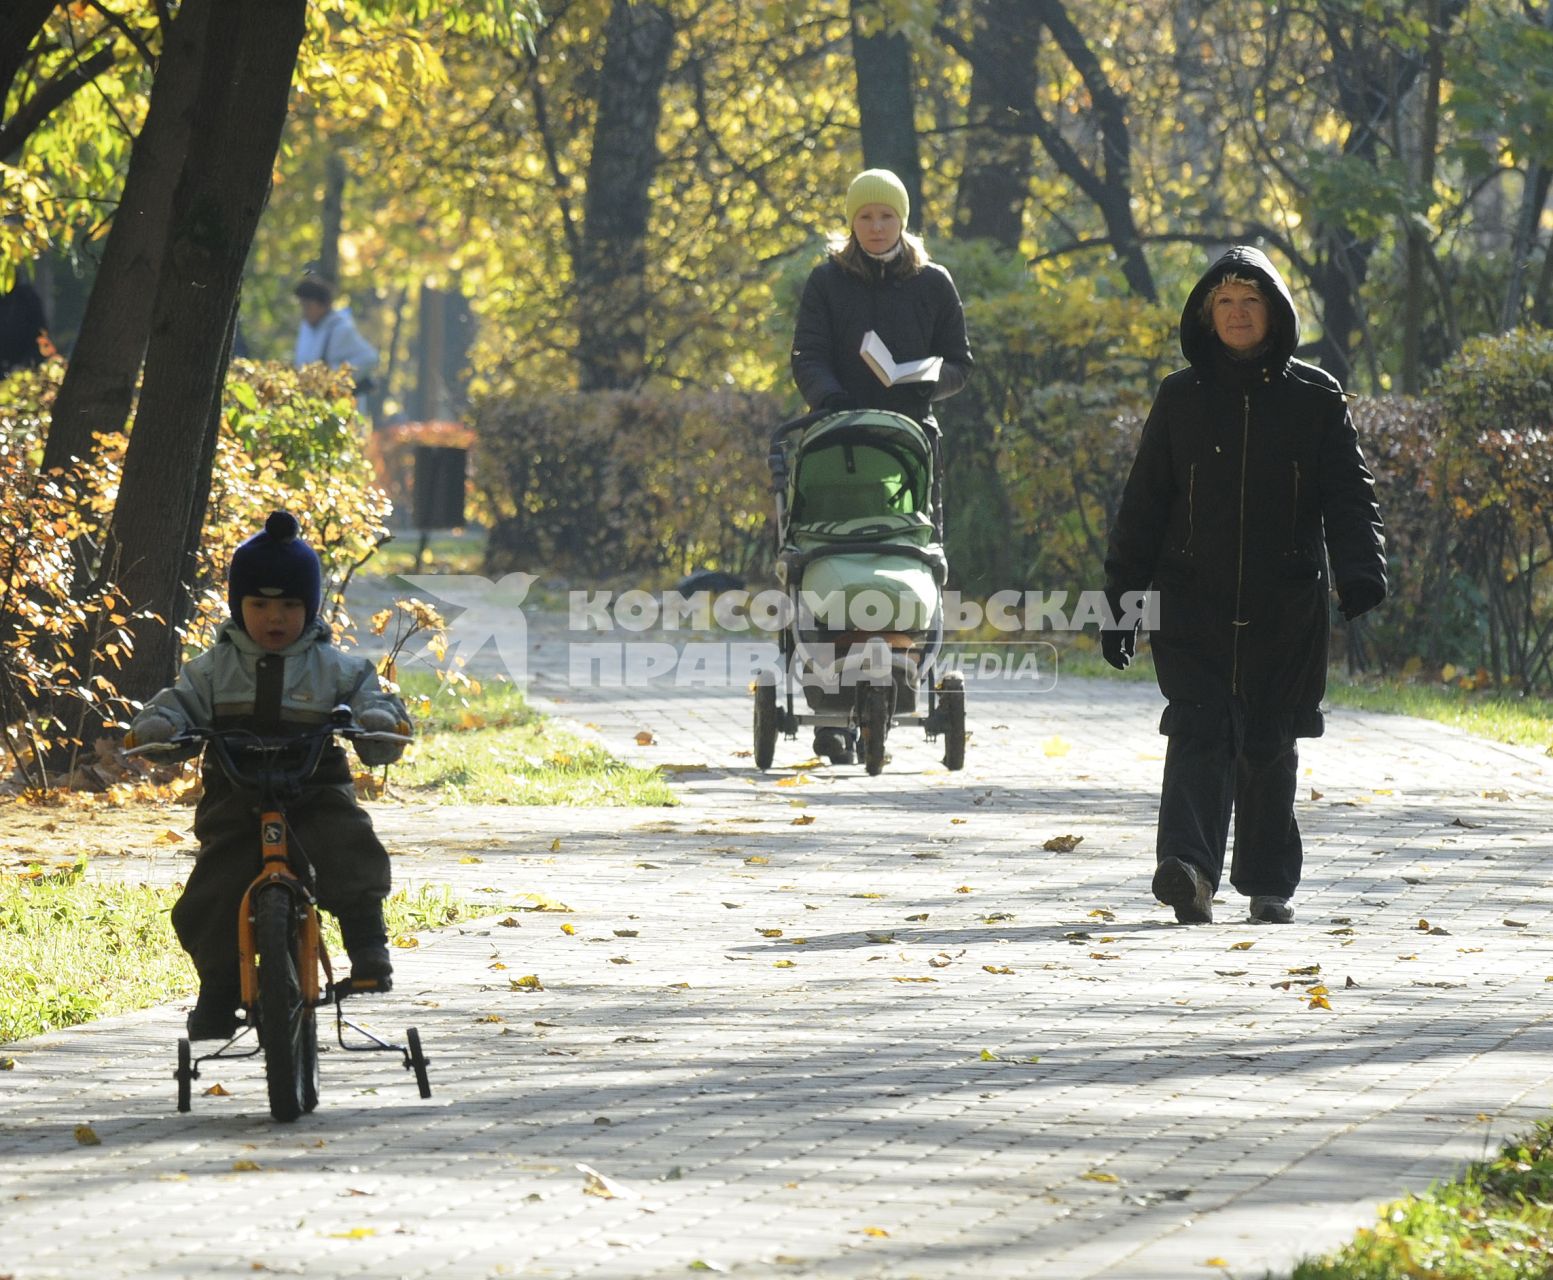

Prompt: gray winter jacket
[130,619,411,769]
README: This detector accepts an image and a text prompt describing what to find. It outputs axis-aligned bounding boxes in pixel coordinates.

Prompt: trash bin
[412,445,466,530]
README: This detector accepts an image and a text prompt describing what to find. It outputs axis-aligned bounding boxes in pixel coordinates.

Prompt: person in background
[790,168,973,762]
[294,273,378,416]
[1102,245,1386,927]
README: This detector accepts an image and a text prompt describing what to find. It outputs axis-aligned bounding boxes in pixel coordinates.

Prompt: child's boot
[187,978,241,1040]
[338,902,393,992]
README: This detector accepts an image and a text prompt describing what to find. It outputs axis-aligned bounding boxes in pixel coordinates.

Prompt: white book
[859,330,942,386]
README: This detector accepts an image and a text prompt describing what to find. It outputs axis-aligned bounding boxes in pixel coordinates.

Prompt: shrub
[470,387,784,581]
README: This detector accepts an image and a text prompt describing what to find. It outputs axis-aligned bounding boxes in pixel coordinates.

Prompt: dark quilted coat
[1104,246,1387,740]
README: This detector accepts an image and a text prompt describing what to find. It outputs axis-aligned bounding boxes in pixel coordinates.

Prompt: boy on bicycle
[125,512,413,1040]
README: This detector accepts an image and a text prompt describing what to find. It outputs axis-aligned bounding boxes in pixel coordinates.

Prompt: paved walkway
[4,623,1553,1279]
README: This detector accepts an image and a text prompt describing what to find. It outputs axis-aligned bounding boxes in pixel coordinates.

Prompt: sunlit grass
[1287,1122,1553,1280]
[0,867,476,1044]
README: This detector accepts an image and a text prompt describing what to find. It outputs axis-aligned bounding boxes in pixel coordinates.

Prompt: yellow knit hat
[845,169,909,225]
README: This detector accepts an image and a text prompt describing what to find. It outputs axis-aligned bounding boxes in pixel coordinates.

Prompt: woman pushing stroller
[790,168,974,761]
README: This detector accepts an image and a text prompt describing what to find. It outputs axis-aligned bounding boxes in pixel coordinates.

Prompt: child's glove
[126,712,178,748]
[355,707,410,766]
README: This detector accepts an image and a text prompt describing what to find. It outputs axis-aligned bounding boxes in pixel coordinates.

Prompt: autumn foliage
[0,360,390,788]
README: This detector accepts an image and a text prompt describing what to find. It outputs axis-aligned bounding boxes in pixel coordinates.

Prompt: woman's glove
[1101,626,1137,671]
[1337,579,1385,621]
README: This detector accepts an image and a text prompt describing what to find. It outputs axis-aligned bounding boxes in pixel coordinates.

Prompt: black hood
[1179,245,1300,373]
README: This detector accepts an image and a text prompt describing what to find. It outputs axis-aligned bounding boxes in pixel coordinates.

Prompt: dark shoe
[1249,895,1294,924]
[346,945,394,993]
[186,988,240,1041]
[813,728,856,765]
[1153,857,1214,924]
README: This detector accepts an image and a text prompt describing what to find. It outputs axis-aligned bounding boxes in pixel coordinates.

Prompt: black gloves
[1101,625,1137,670]
[1337,579,1385,621]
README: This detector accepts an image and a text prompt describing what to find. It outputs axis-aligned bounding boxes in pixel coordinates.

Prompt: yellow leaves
[475,1014,505,1024]
[1202,1259,1230,1269]
[744,855,769,865]
[231,1159,263,1172]
[511,894,571,913]
[1042,834,1083,852]
[560,923,576,936]
[509,974,543,991]
[203,1083,231,1097]
[954,885,974,894]
[634,730,656,746]
[327,1227,377,1240]
[1042,736,1071,757]
[1228,940,1256,951]
[892,976,936,983]
[73,1124,101,1146]
[983,965,1015,975]
[790,814,815,826]
[773,959,796,969]
[392,935,419,949]
[775,775,810,788]
[757,927,783,937]
[1080,1169,1120,1183]
[1088,908,1116,920]
[156,829,185,843]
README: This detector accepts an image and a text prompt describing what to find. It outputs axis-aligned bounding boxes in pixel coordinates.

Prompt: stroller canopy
[779,410,936,528]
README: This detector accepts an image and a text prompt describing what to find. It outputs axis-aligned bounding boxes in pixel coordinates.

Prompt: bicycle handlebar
[125,707,411,793]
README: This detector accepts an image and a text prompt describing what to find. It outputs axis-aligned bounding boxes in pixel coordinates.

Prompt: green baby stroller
[754,407,966,776]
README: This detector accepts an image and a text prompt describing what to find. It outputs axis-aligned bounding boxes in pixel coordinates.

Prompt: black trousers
[1156,720,1302,899]
[171,778,391,994]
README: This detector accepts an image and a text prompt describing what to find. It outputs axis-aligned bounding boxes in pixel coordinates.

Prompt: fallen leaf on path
[1214,970,1246,977]
[1043,737,1071,757]
[745,855,769,865]
[955,885,973,894]
[327,1228,377,1240]
[578,1162,640,1200]
[1228,940,1256,951]
[613,928,638,937]
[1088,908,1116,920]
[157,829,184,843]
[1504,919,1529,928]
[634,731,656,746]
[791,814,815,825]
[202,1083,231,1097]
[1043,834,1083,852]
[73,1125,101,1146]
[893,976,936,983]
[1288,965,1321,975]
[773,960,796,969]
[510,975,543,990]
[983,965,1015,974]
[560,923,576,936]
[859,1227,890,1238]
[758,928,783,937]
[1450,816,1483,828]
[1080,1170,1119,1183]
[232,1159,261,1172]
[906,913,929,921]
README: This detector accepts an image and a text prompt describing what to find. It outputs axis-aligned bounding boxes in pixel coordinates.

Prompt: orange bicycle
[131,710,430,1121]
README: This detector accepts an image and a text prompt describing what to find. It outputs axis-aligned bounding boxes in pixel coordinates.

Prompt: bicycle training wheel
[254,885,319,1122]
[406,1026,432,1099]
[176,1037,193,1113]
[938,671,966,771]
[861,684,890,777]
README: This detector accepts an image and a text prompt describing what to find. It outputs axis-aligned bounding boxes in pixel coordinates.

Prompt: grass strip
[0,862,474,1045]
[1288,1122,1553,1279]
[390,671,676,805]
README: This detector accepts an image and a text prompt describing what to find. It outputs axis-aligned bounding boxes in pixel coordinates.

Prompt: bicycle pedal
[345,974,392,994]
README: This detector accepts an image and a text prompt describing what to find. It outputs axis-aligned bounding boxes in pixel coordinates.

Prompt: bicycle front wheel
[254,885,319,1122]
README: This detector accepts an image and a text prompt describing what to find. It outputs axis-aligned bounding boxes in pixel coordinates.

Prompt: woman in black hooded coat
[1103,246,1387,926]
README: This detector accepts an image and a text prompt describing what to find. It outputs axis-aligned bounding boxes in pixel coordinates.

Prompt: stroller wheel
[938,672,966,771]
[753,679,779,770]
[860,685,891,777]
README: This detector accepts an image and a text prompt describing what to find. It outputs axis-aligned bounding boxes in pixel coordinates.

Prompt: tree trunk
[574,0,674,391]
[849,0,924,230]
[109,0,309,703]
[952,0,1037,248]
[318,149,347,287]
[1027,0,1156,300]
[42,0,210,475]
[0,0,58,122]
